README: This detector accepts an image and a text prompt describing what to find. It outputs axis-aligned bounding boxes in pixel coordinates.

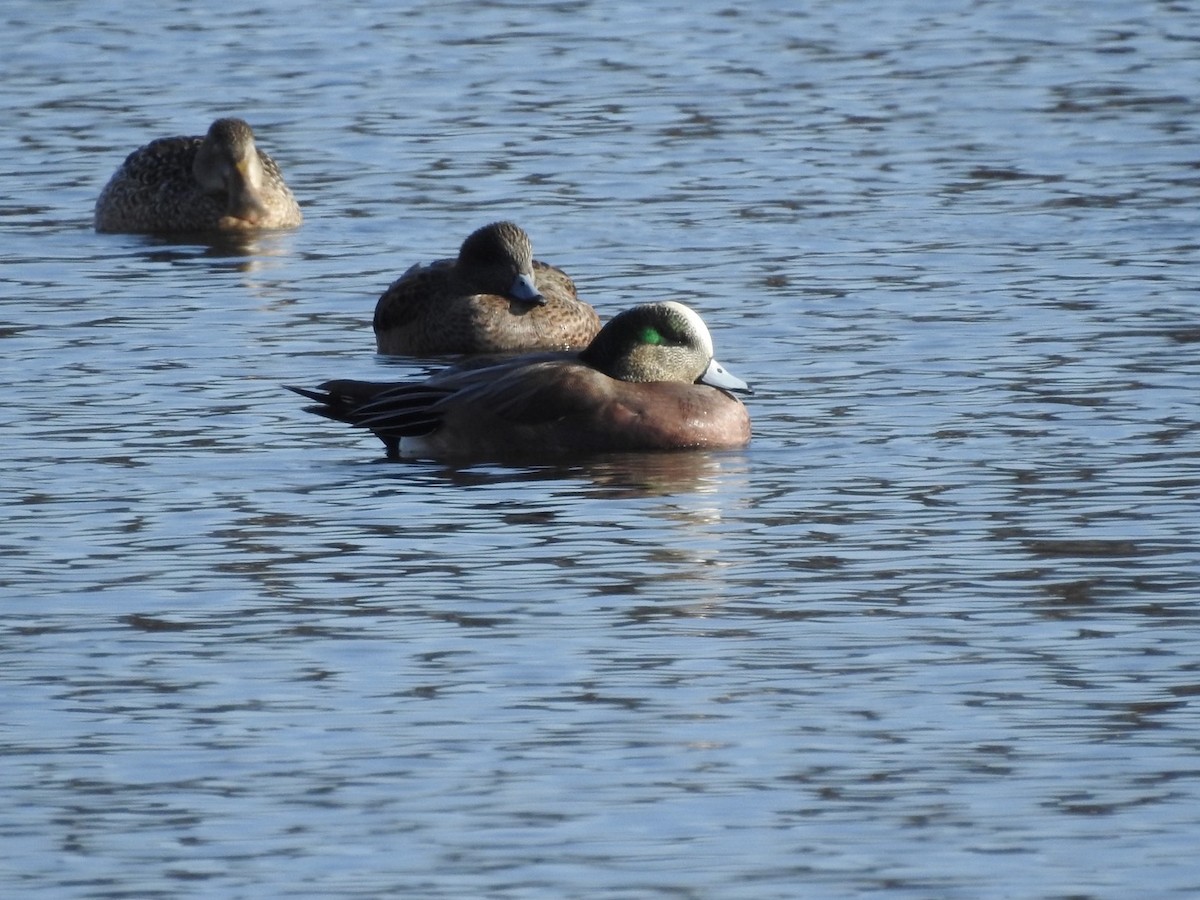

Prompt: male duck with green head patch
[291,301,751,461]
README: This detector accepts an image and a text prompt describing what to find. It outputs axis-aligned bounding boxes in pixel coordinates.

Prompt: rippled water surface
[3,1,1200,897]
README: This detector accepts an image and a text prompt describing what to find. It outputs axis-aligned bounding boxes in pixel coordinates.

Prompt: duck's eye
[639,326,664,345]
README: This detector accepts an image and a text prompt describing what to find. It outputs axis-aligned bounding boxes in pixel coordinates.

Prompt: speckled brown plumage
[94,118,302,234]
[373,221,601,356]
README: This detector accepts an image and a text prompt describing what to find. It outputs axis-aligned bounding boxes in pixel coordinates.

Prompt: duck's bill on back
[223,196,271,227]
[220,156,271,225]
[700,357,752,394]
[509,272,546,305]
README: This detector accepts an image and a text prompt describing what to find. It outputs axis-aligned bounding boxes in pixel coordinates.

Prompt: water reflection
[392,449,753,498]
[129,230,301,260]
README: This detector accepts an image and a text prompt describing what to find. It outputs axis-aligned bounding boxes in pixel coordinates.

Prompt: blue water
[3,1,1199,897]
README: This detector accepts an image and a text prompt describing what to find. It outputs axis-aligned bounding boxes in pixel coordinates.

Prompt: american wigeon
[94,118,302,234]
[291,301,751,460]
[373,221,601,355]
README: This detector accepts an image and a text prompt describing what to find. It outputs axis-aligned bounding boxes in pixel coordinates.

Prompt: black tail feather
[286,380,448,448]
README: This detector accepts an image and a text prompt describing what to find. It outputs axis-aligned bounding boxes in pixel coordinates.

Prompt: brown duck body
[373,222,600,355]
[294,301,751,461]
[94,118,302,234]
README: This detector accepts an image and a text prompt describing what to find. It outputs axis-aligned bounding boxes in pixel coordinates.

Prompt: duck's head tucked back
[94,116,303,235]
[192,118,273,227]
[455,221,544,303]
[372,221,601,355]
